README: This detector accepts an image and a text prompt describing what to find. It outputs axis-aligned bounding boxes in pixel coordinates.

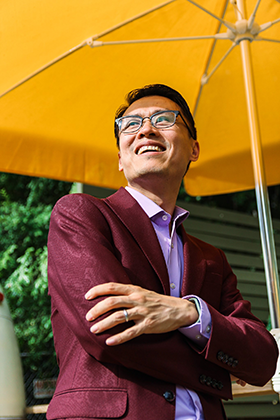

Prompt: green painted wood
[178,200,280,233]
[232,270,266,284]
[224,395,280,418]
[240,283,268,297]
[184,218,261,241]
[183,232,263,254]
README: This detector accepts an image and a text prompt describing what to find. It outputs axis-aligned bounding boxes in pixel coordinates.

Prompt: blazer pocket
[47,388,128,419]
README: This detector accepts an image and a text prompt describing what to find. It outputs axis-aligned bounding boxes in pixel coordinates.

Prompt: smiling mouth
[137,145,165,155]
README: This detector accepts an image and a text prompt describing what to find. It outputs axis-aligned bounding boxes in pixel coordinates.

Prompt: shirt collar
[125,186,189,228]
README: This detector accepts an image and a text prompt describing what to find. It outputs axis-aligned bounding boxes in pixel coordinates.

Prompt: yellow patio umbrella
[0,1,280,326]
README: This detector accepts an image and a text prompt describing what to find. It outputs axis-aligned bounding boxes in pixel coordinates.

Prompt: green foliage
[0,173,72,373]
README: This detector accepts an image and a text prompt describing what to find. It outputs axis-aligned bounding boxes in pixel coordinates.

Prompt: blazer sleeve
[47,193,232,399]
[199,248,278,386]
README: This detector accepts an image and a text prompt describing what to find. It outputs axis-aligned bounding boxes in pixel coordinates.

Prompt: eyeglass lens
[119,111,177,133]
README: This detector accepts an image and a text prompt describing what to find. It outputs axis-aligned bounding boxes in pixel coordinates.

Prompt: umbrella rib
[200,43,237,85]
[255,37,280,43]
[193,0,230,116]
[91,0,177,41]
[0,42,86,99]
[248,0,261,30]
[185,0,236,32]
[87,34,228,48]
[259,17,280,33]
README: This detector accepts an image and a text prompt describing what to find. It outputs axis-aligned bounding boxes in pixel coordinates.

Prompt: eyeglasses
[115,110,193,138]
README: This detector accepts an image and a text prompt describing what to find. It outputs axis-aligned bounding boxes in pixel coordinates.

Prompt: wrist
[180,298,199,327]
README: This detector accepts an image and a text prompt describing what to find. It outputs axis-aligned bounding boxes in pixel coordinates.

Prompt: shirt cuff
[178,295,212,346]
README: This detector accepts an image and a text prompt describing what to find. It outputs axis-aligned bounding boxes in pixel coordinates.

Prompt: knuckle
[137,307,148,317]
[126,328,136,339]
[144,317,155,329]
[115,310,124,322]
[106,296,117,307]
[106,282,117,292]
[132,292,145,304]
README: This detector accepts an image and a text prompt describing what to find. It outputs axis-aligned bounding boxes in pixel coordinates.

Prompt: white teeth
[137,145,164,155]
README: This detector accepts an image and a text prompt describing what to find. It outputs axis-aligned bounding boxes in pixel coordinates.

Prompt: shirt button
[162,214,168,221]
[171,243,174,249]
[170,283,176,290]
[163,391,175,402]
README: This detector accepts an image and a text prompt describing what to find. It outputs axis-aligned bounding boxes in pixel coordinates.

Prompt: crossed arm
[84,281,246,387]
[85,282,199,346]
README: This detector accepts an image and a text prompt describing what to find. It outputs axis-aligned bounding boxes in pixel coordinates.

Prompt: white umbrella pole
[237,0,280,329]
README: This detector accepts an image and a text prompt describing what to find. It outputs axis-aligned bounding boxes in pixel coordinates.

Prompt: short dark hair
[114,84,197,147]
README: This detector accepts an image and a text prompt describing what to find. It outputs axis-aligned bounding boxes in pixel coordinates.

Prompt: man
[47,84,278,420]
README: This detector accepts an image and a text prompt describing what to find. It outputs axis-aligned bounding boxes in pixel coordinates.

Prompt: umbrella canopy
[1,0,280,326]
[1,0,279,195]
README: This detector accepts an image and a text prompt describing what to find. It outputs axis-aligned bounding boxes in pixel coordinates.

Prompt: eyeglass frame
[115,110,194,138]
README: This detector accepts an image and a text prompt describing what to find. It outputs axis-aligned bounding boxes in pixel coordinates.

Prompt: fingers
[90,308,132,334]
[85,283,145,322]
[230,375,246,387]
[86,295,132,321]
[85,282,138,300]
[88,307,141,346]
[236,379,247,387]
[106,325,140,346]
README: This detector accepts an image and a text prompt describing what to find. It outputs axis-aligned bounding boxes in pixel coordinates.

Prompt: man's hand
[230,375,247,387]
[85,283,199,346]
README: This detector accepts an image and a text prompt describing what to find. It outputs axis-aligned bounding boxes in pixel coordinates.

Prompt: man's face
[118,95,199,187]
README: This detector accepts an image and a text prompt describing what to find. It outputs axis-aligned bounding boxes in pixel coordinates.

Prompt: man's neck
[127,180,180,215]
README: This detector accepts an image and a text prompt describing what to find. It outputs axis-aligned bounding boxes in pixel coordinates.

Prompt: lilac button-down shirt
[126,187,212,420]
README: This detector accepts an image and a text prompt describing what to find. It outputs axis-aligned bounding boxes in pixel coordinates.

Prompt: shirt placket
[168,220,182,298]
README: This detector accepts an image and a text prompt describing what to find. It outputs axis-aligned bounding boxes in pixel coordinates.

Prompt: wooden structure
[178,199,280,326]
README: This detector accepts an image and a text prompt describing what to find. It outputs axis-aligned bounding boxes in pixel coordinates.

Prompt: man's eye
[123,119,140,129]
[156,116,170,122]
[154,114,173,124]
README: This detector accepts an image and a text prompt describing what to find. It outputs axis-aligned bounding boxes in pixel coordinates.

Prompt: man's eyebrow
[124,108,169,117]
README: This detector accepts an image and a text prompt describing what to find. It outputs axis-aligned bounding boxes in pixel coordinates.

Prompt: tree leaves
[0,173,72,373]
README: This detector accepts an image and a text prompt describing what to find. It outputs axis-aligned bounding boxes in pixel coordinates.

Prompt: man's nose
[137,118,158,137]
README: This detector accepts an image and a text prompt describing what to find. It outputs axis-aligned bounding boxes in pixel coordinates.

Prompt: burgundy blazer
[47,188,278,420]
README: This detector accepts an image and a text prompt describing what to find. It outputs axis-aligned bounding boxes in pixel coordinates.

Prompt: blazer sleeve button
[211,379,218,389]
[206,376,212,386]
[227,357,234,367]
[217,381,224,390]
[232,359,238,368]
[222,354,229,364]
[199,374,206,384]
[217,351,224,361]
[163,391,175,402]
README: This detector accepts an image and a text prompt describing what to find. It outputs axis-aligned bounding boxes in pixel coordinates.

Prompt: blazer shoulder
[53,188,129,213]
[49,193,115,235]
[54,192,101,209]
[51,192,112,218]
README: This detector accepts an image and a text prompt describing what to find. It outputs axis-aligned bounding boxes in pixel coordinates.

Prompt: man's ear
[190,141,200,163]
[118,151,123,172]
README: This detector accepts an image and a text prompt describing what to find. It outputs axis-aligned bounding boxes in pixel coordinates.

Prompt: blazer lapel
[105,188,170,295]
[180,227,206,298]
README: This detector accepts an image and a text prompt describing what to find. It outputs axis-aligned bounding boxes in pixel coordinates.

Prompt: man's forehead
[123,95,181,116]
